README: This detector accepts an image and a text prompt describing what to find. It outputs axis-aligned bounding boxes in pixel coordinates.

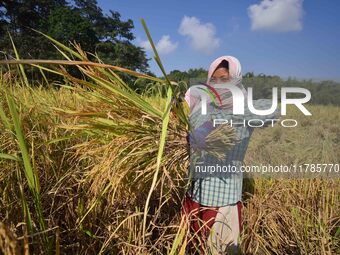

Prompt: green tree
[0,0,149,74]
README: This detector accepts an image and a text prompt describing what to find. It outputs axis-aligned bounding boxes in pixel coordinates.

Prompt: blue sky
[97,0,340,81]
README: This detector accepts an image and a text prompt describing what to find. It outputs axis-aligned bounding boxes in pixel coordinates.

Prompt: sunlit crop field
[0,76,339,254]
[0,38,339,254]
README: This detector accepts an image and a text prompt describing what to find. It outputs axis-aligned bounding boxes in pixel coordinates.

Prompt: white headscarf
[206,56,247,110]
[185,55,247,112]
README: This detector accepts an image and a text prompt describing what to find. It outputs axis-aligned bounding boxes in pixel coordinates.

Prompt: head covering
[207,55,242,82]
[185,55,247,112]
[206,56,247,109]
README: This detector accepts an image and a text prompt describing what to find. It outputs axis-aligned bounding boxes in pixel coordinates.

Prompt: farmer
[181,56,280,254]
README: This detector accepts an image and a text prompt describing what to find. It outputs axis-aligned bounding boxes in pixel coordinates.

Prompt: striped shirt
[187,99,280,206]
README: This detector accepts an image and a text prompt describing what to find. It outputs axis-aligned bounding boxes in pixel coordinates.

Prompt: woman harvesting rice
[181,56,280,254]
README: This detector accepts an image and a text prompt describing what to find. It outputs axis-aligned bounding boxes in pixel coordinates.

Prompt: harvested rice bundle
[205,124,240,161]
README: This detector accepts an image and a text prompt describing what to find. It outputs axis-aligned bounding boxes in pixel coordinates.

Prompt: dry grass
[1,76,339,254]
[242,104,340,254]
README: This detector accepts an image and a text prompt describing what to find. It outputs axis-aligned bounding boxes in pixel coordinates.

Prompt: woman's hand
[188,121,214,150]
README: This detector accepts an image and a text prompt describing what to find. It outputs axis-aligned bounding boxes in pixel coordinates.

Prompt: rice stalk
[7,33,30,89]
[5,92,51,252]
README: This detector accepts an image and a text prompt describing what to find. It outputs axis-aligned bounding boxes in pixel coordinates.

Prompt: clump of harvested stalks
[205,124,240,161]
[1,34,195,252]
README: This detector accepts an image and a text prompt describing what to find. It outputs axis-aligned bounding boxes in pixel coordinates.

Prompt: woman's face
[209,67,230,85]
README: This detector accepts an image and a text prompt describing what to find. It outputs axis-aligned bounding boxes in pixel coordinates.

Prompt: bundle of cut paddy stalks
[205,124,240,161]
[0,40,240,194]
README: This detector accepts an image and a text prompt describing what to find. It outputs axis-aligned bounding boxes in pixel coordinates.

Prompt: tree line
[0,0,149,72]
[166,69,340,106]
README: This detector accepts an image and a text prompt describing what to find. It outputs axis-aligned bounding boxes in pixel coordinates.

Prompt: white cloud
[138,35,178,55]
[227,17,241,37]
[156,35,178,54]
[178,16,220,55]
[248,0,304,32]
[139,39,152,51]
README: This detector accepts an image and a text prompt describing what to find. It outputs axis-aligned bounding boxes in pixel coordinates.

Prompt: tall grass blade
[8,33,30,89]
[0,104,12,131]
[6,93,51,252]
[0,59,163,82]
[140,19,177,244]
